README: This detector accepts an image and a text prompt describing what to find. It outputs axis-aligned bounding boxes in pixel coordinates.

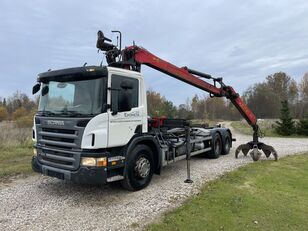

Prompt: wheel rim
[134,156,151,178]
[225,138,230,151]
[215,139,221,155]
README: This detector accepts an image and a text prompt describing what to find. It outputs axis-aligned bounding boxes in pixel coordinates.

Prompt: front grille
[38,127,78,149]
[42,127,75,134]
[36,117,87,170]
[42,136,74,143]
[42,156,71,166]
[38,147,80,170]
[44,144,73,150]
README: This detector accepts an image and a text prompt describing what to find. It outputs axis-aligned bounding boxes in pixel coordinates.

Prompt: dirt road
[1,127,308,231]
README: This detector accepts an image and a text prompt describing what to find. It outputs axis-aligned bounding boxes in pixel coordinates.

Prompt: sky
[0,0,308,105]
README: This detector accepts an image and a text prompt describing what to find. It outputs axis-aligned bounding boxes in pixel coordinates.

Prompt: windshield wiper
[37,110,57,116]
[56,110,95,117]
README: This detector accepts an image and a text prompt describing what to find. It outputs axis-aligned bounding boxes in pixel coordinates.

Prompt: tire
[222,134,231,155]
[206,133,222,159]
[121,145,154,191]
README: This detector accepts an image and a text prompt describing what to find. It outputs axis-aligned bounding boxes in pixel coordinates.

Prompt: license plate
[47,170,64,180]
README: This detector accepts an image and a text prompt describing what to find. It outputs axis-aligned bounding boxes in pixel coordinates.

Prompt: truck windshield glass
[38,77,107,116]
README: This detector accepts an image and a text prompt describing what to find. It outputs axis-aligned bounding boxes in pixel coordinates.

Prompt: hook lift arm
[96,31,278,161]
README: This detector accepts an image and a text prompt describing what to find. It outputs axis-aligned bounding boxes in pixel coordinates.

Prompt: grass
[146,154,308,231]
[231,120,306,138]
[0,121,33,178]
[0,145,33,178]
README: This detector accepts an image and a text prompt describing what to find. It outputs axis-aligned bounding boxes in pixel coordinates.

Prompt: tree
[188,94,208,120]
[6,91,36,115]
[205,97,226,120]
[299,73,308,101]
[146,89,177,118]
[177,104,193,119]
[0,106,8,121]
[298,73,308,118]
[288,79,299,103]
[12,107,27,120]
[162,100,177,118]
[243,83,280,118]
[266,72,295,101]
[226,101,241,120]
[296,113,308,136]
[243,72,300,118]
[275,100,295,136]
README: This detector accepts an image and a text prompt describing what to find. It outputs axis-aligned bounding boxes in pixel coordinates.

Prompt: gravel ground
[1,126,308,231]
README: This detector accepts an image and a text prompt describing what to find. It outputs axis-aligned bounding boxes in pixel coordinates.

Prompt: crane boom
[96,30,277,161]
[127,46,257,130]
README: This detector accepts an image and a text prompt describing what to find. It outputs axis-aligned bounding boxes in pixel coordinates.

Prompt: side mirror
[42,86,49,96]
[32,83,41,95]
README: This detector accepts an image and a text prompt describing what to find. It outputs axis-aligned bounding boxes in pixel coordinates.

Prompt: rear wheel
[206,133,222,159]
[222,134,231,155]
[121,145,154,191]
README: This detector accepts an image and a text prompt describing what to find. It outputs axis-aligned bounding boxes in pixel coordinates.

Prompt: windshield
[38,77,107,116]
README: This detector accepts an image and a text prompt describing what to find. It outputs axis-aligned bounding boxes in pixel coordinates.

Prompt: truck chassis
[32,116,232,190]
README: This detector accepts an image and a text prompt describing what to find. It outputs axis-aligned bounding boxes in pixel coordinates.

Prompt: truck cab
[32,66,151,184]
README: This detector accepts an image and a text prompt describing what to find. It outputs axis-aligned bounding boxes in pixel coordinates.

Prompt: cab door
[107,74,143,147]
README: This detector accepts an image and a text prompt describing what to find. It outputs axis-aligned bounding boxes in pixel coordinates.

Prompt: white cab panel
[32,116,37,142]
[108,107,143,147]
[81,112,109,149]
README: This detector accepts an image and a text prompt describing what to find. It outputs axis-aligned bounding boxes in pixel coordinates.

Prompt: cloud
[0,0,307,105]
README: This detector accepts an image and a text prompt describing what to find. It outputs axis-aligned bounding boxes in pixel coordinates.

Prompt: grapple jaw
[235,141,278,161]
[235,123,278,161]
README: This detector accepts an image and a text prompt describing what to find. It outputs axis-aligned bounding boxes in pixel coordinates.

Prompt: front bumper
[32,156,107,184]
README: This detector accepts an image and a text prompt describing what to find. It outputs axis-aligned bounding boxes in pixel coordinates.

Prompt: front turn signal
[96,157,107,167]
[81,157,107,167]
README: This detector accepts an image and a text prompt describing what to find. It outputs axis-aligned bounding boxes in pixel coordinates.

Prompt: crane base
[235,142,278,161]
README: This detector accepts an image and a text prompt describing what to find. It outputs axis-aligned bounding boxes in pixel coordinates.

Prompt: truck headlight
[81,157,107,167]
[81,157,96,166]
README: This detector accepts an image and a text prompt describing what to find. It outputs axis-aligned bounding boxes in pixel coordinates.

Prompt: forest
[147,72,308,120]
[0,71,307,124]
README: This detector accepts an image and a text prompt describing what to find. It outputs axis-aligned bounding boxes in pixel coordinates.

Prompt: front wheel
[121,145,154,191]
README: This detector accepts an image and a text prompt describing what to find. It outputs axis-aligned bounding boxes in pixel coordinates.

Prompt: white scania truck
[31,31,277,191]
